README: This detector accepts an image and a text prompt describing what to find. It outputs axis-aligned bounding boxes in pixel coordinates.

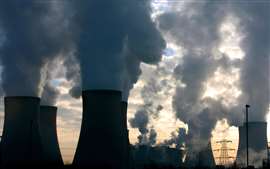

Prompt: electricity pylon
[214,139,235,166]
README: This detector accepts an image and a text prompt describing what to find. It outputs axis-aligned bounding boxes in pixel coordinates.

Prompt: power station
[131,145,183,169]
[0,95,268,169]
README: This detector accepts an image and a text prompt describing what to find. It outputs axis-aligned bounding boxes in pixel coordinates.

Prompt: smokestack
[237,122,268,167]
[121,101,130,169]
[0,97,43,167]
[39,106,63,166]
[73,90,125,168]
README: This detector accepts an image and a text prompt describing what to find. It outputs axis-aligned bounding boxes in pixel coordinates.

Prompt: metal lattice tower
[214,139,235,166]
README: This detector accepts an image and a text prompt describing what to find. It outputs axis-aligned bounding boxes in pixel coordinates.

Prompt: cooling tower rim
[4,96,40,101]
[82,89,122,95]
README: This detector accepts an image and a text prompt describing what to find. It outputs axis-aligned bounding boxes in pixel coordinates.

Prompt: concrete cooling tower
[0,97,43,167]
[236,122,268,167]
[39,106,63,166]
[73,90,126,169]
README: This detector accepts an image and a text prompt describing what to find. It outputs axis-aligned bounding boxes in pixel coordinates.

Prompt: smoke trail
[0,1,73,97]
[72,0,165,100]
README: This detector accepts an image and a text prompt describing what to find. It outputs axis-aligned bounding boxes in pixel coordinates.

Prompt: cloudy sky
[0,0,269,165]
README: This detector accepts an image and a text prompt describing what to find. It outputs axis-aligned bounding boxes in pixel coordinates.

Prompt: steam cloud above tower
[0,0,73,105]
[71,0,165,100]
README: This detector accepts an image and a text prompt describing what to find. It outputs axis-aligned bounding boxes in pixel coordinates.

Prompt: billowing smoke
[148,128,157,146]
[158,1,228,154]
[231,3,270,121]
[72,0,165,100]
[158,0,269,158]
[129,109,149,145]
[161,128,186,149]
[129,67,166,145]
[40,60,61,106]
[63,53,81,99]
[0,1,73,98]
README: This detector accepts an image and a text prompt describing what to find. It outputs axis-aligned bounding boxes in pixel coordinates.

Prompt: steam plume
[158,0,269,157]
[0,1,73,97]
[72,0,165,100]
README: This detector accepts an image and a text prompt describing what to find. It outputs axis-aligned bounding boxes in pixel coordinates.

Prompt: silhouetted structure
[131,145,183,169]
[236,122,268,167]
[73,90,125,169]
[121,101,131,169]
[39,105,63,166]
[0,96,43,168]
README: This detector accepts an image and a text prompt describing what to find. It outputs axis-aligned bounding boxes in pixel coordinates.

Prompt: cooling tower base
[73,90,126,169]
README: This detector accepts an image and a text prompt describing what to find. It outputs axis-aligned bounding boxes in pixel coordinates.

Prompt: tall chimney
[73,90,125,168]
[0,97,43,167]
[236,122,268,167]
[39,105,63,166]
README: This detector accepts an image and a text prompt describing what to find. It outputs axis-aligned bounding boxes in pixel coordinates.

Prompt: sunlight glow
[202,67,242,107]
[219,15,245,60]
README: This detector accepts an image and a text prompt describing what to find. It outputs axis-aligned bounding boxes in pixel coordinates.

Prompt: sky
[0,0,269,166]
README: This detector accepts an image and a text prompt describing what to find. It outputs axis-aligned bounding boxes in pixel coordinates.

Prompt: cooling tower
[39,106,63,166]
[0,97,43,167]
[73,90,125,169]
[236,122,268,167]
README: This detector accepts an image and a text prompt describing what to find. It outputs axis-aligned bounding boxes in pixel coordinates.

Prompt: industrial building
[39,105,63,166]
[131,145,183,169]
[73,90,128,169]
[236,122,268,167]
